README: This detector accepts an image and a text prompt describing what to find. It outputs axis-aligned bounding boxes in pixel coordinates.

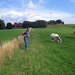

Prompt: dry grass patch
[0,36,24,64]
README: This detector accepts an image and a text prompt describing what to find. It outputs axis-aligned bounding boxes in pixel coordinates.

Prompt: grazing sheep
[50,33,62,43]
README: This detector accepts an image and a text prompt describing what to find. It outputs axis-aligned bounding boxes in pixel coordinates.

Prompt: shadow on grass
[46,40,60,44]
[65,36,75,39]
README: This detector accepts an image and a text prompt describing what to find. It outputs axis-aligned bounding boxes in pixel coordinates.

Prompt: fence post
[0,40,2,48]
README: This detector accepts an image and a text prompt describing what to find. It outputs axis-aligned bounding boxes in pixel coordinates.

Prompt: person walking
[22,27,31,50]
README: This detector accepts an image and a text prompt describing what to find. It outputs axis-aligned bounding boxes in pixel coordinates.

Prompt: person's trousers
[24,37,28,49]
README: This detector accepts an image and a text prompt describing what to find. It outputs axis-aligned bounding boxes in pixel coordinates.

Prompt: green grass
[0,25,75,75]
[0,29,25,43]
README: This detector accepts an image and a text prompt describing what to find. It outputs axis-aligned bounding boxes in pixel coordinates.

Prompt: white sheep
[50,33,62,43]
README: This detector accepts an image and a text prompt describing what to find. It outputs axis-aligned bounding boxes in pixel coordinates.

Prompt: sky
[0,0,75,24]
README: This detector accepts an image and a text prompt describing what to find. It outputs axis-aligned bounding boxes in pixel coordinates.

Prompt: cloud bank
[0,0,75,24]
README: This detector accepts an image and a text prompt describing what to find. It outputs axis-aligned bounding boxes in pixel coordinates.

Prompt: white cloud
[1,8,75,24]
[0,0,75,24]
[39,0,47,4]
[27,1,37,9]
[39,0,50,4]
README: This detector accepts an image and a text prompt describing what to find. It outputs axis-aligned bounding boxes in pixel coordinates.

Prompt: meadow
[0,29,24,43]
[0,25,75,75]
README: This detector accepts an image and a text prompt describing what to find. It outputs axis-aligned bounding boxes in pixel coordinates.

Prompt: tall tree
[6,22,13,29]
[48,20,56,25]
[56,19,62,24]
[23,21,30,28]
[0,19,5,29]
[36,20,47,28]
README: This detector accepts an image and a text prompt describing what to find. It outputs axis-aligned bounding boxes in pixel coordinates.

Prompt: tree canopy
[6,22,13,29]
[23,20,47,28]
[0,19,5,29]
[48,19,64,25]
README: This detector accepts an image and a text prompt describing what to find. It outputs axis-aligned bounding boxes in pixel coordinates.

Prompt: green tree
[48,20,56,25]
[23,20,47,28]
[36,20,47,28]
[56,19,64,24]
[61,21,64,24]
[6,22,13,29]
[0,19,5,29]
[23,21,30,28]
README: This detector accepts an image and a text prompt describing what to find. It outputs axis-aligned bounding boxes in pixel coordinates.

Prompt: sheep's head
[60,39,62,43]
[58,37,62,43]
[59,38,62,43]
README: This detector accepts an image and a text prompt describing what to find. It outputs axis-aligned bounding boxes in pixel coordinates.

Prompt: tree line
[0,19,64,29]
[47,19,64,25]
[22,20,47,28]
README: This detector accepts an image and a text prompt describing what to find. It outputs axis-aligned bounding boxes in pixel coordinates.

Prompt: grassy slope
[0,25,75,75]
[0,29,24,42]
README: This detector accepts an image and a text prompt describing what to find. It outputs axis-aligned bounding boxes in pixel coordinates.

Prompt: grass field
[0,29,24,43]
[0,25,75,75]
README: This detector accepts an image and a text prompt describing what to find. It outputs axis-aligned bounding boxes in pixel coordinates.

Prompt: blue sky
[0,0,75,24]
